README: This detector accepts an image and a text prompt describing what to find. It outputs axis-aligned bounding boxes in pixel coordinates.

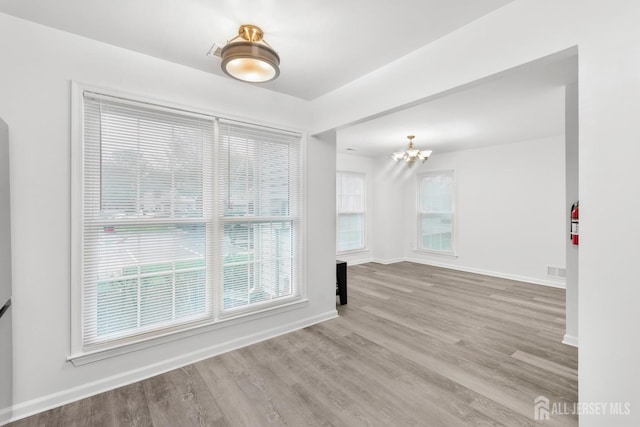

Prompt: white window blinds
[336,171,365,252]
[77,92,302,352]
[218,121,301,312]
[418,171,455,253]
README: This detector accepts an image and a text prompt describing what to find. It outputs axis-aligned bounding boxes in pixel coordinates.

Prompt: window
[417,171,455,254]
[73,90,302,354]
[336,171,365,252]
[219,121,300,310]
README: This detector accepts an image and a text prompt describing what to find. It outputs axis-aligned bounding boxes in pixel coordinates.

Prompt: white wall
[564,83,579,346]
[403,136,566,287]
[4,0,640,424]
[310,1,640,424]
[0,119,12,420]
[0,13,336,422]
[369,157,408,263]
[336,152,375,264]
[362,136,566,286]
[342,136,567,289]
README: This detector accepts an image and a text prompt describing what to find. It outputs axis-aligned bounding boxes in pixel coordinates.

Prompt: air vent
[547,266,566,279]
[206,43,223,57]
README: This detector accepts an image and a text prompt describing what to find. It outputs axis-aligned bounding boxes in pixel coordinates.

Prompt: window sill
[68,298,308,366]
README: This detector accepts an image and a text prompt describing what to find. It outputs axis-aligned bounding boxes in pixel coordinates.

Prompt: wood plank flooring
[10,262,578,426]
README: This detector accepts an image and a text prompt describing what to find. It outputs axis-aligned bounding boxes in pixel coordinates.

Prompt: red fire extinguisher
[570,202,579,245]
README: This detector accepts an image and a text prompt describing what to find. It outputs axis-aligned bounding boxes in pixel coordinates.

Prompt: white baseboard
[0,407,12,427]
[341,258,373,266]
[6,310,338,425]
[562,334,579,347]
[404,257,566,289]
[371,258,405,265]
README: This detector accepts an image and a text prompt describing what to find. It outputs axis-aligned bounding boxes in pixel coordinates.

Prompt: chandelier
[212,24,280,83]
[391,135,432,165]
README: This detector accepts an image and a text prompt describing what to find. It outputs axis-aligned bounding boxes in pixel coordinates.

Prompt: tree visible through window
[75,91,302,353]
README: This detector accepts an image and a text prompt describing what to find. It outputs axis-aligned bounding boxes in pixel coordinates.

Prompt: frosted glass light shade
[221,42,280,83]
[418,150,432,160]
[391,152,405,161]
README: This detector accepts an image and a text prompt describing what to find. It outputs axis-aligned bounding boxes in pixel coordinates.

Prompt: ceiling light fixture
[391,135,432,165]
[217,24,280,83]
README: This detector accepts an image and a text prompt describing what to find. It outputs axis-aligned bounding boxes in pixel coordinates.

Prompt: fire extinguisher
[570,202,579,245]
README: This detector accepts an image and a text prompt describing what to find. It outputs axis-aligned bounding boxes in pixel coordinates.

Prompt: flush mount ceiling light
[212,24,280,83]
[391,135,432,166]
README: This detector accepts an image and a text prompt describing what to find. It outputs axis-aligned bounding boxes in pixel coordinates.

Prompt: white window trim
[69,299,309,366]
[70,82,307,363]
[336,171,367,254]
[415,170,457,257]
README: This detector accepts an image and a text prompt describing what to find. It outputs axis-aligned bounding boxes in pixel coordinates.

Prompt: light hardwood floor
[10,262,578,426]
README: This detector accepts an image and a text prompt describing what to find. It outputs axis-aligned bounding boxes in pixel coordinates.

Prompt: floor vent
[547,266,567,279]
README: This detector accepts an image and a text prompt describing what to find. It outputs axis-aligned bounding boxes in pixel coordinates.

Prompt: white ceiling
[338,53,577,157]
[0,0,576,156]
[0,0,516,100]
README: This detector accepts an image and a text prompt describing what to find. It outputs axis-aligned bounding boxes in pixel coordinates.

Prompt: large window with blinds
[336,171,366,252]
[219,121,300,310]
[417,171,455,254]
[72,89,302,355]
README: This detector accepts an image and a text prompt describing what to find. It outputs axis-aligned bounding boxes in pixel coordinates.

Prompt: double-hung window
[219,121,301,310]
[417,170,455,254]
[73,89,302,356]
[336,171,365,252]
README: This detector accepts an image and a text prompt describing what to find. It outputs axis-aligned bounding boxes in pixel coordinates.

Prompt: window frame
[336,171,367,253]
[216,119,303,319]
[416,170,457,256]
[70,83,307,364]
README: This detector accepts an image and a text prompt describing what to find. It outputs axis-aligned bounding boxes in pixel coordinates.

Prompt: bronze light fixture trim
[215,24,280,83]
